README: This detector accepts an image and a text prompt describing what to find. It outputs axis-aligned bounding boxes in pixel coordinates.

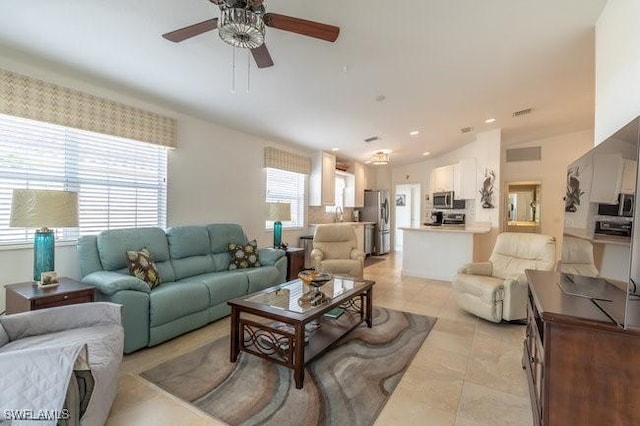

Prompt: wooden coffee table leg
[230,306,240,362]
[366,288,373,328]
[293,323,305,389]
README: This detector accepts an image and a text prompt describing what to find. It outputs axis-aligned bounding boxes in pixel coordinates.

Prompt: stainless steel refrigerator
[362,189,390,255]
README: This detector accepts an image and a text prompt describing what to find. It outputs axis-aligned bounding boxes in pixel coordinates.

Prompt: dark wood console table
[524,270,640,425]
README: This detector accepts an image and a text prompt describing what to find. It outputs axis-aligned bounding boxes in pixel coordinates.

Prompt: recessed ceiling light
[485,118,496,124]
[410,130,420,136]
[422,152,431,156]
[331,147,340,152]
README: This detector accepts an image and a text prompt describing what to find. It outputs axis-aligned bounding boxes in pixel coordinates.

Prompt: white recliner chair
[558,235,599,277]
[452,232,556,323]
[311,224,366,278]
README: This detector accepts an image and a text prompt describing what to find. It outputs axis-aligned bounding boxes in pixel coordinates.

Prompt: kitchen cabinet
[430,165,455,193]
[590,153,623,204]
[342,171,356,208]
[309,151,336,206]
[621,159,637,194]
[354,223,365,253]
[353,161,366,207]
[453,158,477,200]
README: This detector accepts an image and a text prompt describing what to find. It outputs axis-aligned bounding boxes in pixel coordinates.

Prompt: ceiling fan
[162,0,340,69]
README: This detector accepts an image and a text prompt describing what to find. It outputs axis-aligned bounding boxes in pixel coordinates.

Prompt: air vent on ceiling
[460,126,473,134]
[506,146,541,162]
[512,108,533,118]
[364,136,380,143]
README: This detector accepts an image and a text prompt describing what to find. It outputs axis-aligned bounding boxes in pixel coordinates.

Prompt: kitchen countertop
[399,222,491,234]
[564,227,631,247]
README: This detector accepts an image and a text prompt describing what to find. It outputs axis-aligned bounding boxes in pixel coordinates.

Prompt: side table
[285,247,305,280]
[4,277,95,314]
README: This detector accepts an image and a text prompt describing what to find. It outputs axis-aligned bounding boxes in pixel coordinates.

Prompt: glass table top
[245,277,370,314]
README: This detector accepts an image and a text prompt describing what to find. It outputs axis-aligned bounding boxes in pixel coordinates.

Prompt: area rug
[140,307,436,426]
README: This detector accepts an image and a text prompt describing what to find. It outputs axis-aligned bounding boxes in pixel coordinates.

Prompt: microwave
[433,191,454,209]
[597,194,634,217]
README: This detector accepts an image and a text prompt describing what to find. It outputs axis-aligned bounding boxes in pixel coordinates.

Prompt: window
[265,167,305,229]
[0,113,168,244]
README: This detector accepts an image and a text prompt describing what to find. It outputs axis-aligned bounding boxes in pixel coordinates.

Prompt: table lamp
[266,202,291,248]
[10,189,79,281]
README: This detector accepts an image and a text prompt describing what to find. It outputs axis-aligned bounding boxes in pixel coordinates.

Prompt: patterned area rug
[141,307,436,426]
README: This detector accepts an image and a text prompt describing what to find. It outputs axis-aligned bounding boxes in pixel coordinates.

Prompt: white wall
[501,129,594,253]
[595,0,640,144]
[0,55,313,312]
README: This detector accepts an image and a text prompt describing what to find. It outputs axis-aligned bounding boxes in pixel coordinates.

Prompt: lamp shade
[10,189,79,228]
[266,202,291,222]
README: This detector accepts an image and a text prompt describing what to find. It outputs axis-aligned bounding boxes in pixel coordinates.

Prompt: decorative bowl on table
[298,270,333,288]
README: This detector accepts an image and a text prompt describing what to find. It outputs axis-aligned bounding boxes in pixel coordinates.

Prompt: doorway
[504,181,542,233]
[394,183,421,251]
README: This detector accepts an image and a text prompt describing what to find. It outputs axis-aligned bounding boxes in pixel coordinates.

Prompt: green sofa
[78,224,286,353]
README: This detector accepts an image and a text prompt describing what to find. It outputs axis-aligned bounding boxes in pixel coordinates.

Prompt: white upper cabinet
[430,165,455,193]
[621,159,638,194]
[590,153,624,204]
[309,151,336,206]
[353,161,366,207]
[453,158,477,200]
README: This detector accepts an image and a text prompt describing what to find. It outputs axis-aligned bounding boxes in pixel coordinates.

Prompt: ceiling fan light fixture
[371,151,391,165]
[218,8,265,49]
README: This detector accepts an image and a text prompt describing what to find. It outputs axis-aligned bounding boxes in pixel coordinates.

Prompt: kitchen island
[399,223,491,281]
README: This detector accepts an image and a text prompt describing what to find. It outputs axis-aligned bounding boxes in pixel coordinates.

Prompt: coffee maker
[431,211,443,225]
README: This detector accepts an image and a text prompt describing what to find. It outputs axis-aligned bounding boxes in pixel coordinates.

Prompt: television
[560,116,640,329]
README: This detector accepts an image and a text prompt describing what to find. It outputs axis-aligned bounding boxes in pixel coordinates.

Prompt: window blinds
[265,168,305,229]
[0,113,167,244]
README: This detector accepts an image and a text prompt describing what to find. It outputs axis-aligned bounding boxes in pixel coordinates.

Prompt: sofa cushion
[166,226,215,280]
[148,282,210,327]
[228,240,260,270]
[207,224,247,254]
[167,226,211,259]
[183,271,249,306]
[126,248,161,288]
[245,266,281,293]
[97,227,176,282]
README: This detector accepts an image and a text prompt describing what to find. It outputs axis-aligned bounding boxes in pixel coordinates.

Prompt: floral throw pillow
[228,240,261,270]
[126,248,161,289]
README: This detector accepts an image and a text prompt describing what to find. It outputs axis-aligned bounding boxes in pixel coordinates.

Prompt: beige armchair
[558,235,599,277]
[452,232,556,323]
[311,224,365,278]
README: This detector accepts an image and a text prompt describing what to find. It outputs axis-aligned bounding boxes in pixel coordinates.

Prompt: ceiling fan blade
[264,13,339,42]
[251,43,274,68]
[162,18,219,42]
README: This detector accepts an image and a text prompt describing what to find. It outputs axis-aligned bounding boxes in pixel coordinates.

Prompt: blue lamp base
[273,221,283,248]
[34,229,55,281]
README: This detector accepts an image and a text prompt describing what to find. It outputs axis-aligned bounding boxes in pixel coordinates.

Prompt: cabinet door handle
[63,295,68,300]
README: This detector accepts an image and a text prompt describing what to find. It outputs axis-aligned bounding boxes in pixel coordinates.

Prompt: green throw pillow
[126,248,161,289]
[228,240,260,270]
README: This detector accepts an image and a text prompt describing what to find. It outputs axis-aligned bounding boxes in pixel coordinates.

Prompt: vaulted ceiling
[0,0,607,164]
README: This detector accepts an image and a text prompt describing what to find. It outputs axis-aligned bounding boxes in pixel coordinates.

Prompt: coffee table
[228,276,374,389]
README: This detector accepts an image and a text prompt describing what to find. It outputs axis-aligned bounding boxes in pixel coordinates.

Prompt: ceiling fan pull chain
[247,49,251,93]
[231,46,236,94]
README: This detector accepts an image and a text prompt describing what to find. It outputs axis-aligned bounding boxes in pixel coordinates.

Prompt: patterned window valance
[264,147,311,174]
[0,68,177,148]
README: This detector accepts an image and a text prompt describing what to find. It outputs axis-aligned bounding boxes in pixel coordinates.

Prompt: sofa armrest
[350,249,366,264]
[502,273,528,321]
[310,248,325,268]
[0,302,122,341]
[458,262,493,276]
[82,271,150,295]
[258,247,286,266]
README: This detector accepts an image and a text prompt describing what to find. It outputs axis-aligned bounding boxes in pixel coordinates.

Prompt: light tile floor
[107,252,533,426]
